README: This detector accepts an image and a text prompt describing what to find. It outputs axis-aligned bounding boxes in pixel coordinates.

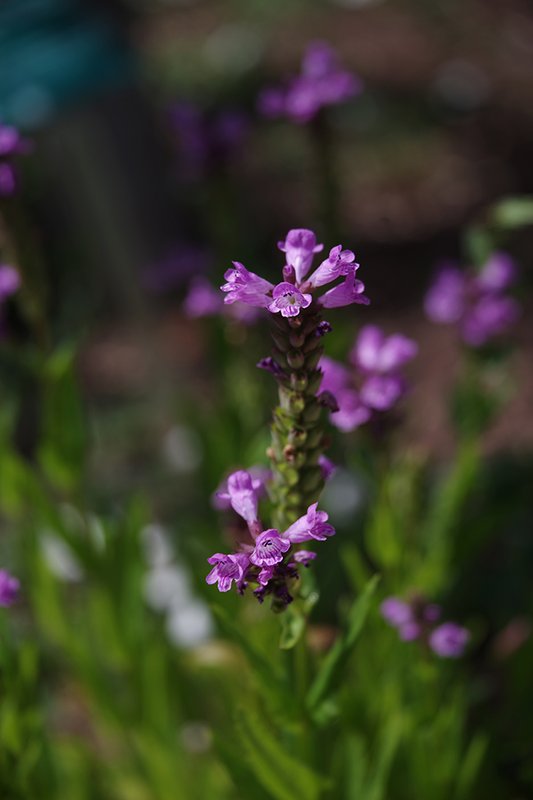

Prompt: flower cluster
[381,595,470,658]
[221,229,368,314]
[259,41,362,124]
[319,325,418,432]
[424,252,519,347]
[0,122,29,197]
[206,469,334,608]
[0,569,20,607]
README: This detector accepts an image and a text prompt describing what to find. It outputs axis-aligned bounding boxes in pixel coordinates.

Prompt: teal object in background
[0,0,137,128]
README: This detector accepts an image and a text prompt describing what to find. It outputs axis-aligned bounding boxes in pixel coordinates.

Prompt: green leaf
[365,715,403,800]
[306,575,379,712]
[37,344,87,491]
[490,196,533,229]
[237,705,327,800]
[454,735,487,800]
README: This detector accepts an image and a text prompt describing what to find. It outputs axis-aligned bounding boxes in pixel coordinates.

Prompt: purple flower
[221,262,273,308]
[183,277,223,317]
[0,570,20,607]
[216,470,263,524]
[352,325,418,374]
[429,622,470,658]
[307,245,358,288]
[0,265,21,302]
[283,502,335,543]
[474,252,516,293]
[359,375,405,412]
[462,295,520,346]
[424,267,466,324]
[268,282,312,317]
[264,42,362,124]
[292,550,317,566]
[257,356,286,378]
[332,389,372,432]
[380,597,413,628]
[250,530,291,567]
[399,622,421,641]
[277,229,323,284]
[206,553,249,593]
[318,454,336,481]
[318,268,369,309]
[319,356,351,397]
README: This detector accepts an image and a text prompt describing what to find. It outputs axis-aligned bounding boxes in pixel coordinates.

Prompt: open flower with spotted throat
[220,228,368,317]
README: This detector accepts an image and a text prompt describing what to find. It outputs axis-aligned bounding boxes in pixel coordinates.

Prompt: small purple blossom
[250,530,291,567]
[318,268,369,309]
[425,254,519,346]
[216,470,264,525]
[318,454,336,481]
[359,375,405,412]
[0,265,21,302]
[206,553,249,593]
[429,623,470,658]
[268,282,312,318]
[283,502,335,543]
[259,41,362,124]
[292,550,317,566]
[277,229,324,284]
[307,245,358,289]
[0,570,20,607]
[352,326,418,374]
[316,320,333,337]
[380,597,413,628]
[382,595,469,657]
[257,357,286,378]
[183,277,223,317]
[221,262,273,308]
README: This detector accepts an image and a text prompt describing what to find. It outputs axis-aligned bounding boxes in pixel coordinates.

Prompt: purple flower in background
[259,41,362,124]
[0,122,29,197]
[425,254,519,346]
[333,389,372,431]
[352,326,418,374]
[474,252,516,293]
[319,325,416,431]
[283,502,335,543]
[268,282,312,318]
[462,295,519,347]
[359,374,405,412]
[0,265,21,302]
[382,595,469,657]
[250,530,291,567]
[0,570,20,607]
[424,267,466,324]
[206,553,249,592]
[429,622,470,658]
[221,262,273,308]
[216,470,264,525]
[277,229,323,284]
[380,597,413,627]
[183,277,223,317]
[318,454,336,481]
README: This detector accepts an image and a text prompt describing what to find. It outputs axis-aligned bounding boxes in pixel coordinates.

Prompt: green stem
[268,304,328,531]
